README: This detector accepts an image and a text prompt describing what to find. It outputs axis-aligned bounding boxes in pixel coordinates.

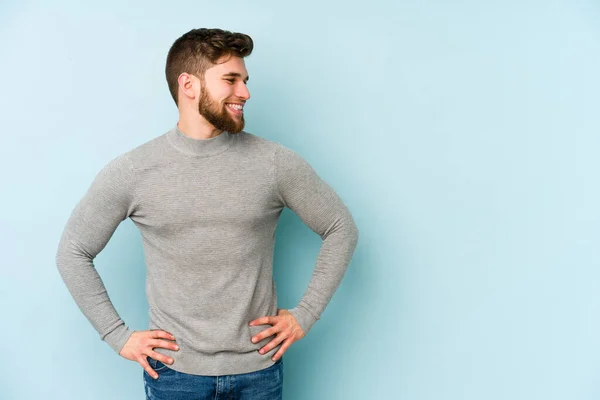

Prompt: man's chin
[227,125,244,134]
[202,113,244,134]
[224,112,244,133]
[225,118,244,134]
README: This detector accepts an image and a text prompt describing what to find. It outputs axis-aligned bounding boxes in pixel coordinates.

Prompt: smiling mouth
[226,103,244,116]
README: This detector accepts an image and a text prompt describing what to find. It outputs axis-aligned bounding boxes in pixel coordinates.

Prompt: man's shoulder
[237,130,279,149]
[237,132,311,166]
[238,131,304,162]
[117,130,171,168]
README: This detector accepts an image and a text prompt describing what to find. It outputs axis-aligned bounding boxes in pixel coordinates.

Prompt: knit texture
[55,125,359,375]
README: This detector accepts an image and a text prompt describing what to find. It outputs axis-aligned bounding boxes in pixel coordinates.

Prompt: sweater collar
[166,124,235,157]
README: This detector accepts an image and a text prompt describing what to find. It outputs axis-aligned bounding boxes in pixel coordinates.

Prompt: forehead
[205,56,248,77]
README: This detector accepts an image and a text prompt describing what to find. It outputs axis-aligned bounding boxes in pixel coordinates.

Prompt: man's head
[166,28,253,134]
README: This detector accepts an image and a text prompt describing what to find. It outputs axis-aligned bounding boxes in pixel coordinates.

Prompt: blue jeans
[143,356,284,400]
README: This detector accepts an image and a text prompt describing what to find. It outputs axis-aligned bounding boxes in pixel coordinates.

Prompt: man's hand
[249,308,306,361]
[119,330,180,379]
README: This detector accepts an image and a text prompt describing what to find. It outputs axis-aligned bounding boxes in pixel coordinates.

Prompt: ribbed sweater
[55,124,359,375]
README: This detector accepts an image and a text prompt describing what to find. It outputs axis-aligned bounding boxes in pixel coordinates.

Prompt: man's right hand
[119,330,180,379]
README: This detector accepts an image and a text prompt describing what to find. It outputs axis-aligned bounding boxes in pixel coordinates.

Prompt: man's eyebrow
[222,72,249,82]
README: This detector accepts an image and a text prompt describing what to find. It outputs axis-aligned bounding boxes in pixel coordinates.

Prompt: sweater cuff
[102,323,135,355]
[288,304,319,336]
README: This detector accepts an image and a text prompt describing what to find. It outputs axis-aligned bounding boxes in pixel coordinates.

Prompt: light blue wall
[1,0,599,399]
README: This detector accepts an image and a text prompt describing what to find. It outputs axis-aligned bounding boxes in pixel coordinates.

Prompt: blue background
[1,0,599,399]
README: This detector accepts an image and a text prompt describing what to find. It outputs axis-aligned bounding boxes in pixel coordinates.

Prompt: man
[56,28,359,399]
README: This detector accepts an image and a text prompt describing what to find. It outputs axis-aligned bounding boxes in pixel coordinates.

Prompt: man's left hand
[249,308,306,361]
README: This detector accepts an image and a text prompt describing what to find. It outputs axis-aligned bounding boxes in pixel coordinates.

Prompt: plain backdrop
[1,0,599,399]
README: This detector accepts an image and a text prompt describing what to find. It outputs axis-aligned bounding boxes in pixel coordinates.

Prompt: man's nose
[237,83,250,101]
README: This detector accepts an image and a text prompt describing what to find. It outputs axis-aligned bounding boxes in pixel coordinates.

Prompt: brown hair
[165,28,254,106]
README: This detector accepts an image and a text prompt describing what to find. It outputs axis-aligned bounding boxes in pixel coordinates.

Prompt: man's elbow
[330,213,359,247]
[347,217,359,248]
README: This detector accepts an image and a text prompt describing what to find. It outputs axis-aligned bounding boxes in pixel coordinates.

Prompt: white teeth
[227,104,243,110]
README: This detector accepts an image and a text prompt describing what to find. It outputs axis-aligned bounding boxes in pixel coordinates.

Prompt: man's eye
[225,79,234,84]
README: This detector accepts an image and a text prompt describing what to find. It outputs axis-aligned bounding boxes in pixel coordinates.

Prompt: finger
[139,357,159,380]
[272,337,294,361]
[251,325,281,343]
[259,333,287,355]
[149,330,176,341]
[149,351,174,365]
[250,316,278,326]
[149,339,180,351]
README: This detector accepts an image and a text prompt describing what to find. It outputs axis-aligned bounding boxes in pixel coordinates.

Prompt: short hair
[165,28,254,106]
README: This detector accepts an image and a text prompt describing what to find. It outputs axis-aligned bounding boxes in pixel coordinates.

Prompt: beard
[197,81,245,134]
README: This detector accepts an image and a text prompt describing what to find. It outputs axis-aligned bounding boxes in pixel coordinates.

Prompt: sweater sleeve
[273,144,359,336]
[55,153,138,355]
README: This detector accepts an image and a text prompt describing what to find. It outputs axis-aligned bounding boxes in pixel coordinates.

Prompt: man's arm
[273,143,359,336]
[55,153,137,354]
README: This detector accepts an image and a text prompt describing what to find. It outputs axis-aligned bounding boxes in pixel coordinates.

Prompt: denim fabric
[143,356,284,399]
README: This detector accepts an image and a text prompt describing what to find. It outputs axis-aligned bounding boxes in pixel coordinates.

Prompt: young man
[56,28,359,399]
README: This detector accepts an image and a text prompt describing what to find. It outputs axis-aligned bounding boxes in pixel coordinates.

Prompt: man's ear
[177,73,199,101]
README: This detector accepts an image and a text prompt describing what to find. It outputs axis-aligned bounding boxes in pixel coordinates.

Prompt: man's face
[197,56,250,134]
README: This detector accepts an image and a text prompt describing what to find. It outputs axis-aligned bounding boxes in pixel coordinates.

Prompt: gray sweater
[55,125,359,375]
